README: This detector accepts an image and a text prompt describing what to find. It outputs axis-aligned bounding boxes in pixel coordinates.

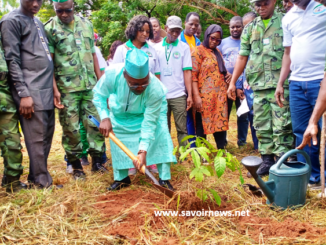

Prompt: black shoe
[5,175,28,193]
[80,156,90,166]
[92,157,109,173]
[1,174,7,187]
[257,154,275,177]
[70,159,83,170]
[73,170,86,180]
[287,154,297,162]
[107,176,131,191]
[159,178,174,191]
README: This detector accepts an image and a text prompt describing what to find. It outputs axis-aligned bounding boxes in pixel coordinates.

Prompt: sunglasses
[127,80,150,89]
[54,6,73,14]
[209,36,222,43]
[124,70,150,89]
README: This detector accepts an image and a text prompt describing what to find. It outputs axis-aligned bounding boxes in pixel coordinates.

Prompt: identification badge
[76,38,82,45]
[163,67,172,76]
[263,38,270,46]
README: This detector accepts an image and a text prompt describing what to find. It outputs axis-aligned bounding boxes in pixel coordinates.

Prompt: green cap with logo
[52,0,69,2]
[125,48,149,79]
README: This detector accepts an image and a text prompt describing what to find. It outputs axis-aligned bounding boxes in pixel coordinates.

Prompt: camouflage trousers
[253,89,293,156]
[0,88,23,177]
[59,90,105,162]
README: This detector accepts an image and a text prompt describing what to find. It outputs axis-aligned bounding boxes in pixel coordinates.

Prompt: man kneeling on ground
[92,48,176,191]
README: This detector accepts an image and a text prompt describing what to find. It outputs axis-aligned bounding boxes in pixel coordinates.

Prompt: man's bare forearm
[184,70,192,97]
[93,53,102,80]
[308,73,326,125]
[277,46,291,87]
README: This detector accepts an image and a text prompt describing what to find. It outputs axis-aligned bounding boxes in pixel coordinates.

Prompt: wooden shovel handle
[109,132,146,174]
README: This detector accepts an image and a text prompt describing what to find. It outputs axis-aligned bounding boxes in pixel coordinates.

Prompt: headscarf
[202,24,227,76]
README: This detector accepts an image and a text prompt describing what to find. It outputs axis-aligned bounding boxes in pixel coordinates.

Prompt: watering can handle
[275,149,311,170]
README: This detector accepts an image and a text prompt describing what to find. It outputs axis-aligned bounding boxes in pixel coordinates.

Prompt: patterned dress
[191,45,228,134]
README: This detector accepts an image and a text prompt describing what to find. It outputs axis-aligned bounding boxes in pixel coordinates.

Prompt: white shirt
[282,1,326,81]
[156,37,192,99]
[95,46,107,70]
[148,39,163,50]
[112,40,160,75]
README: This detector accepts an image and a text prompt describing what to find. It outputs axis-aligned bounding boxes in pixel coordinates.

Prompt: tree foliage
[91,0,252,56]
[34,0,286,57]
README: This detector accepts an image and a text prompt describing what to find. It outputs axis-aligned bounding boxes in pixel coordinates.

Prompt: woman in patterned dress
[191,24,230,149]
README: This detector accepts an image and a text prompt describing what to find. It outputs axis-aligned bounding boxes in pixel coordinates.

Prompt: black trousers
[19,110,54,187]
[195,112,226,149]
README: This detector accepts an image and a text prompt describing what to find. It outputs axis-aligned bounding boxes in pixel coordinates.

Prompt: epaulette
[44,18,53,27]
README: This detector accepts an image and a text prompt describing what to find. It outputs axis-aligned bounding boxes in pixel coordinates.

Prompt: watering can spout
[241,156,275,203]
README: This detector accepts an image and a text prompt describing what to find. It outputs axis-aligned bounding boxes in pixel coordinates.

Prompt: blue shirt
[218,36,254,109]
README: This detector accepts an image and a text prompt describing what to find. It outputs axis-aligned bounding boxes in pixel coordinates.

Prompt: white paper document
[236,98,250,117]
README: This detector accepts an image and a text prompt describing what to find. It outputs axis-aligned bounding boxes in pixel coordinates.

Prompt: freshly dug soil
[239,216,326,241]
[167,191,233,211]
[95,189,326,242]
[95,189,167,238]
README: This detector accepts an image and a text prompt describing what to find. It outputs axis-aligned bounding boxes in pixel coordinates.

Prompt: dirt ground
[0,108,326,244]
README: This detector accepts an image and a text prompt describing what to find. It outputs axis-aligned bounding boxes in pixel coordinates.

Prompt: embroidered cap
[125,48,149,79]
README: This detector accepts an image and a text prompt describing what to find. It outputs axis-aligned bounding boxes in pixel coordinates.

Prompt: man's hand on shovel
[133,151,147,172]
[99,118,114,137]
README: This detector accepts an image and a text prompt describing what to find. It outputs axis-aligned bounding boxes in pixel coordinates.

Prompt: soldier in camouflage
[227,0,293,176]
[0,40,26,192]
[44,0,106,180]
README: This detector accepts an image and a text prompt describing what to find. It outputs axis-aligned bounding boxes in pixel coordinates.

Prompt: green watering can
[241,149,311,210]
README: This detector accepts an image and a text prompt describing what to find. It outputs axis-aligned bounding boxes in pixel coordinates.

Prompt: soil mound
[95,189,167,238]
[168,191,233,211]
[239,216,326,241]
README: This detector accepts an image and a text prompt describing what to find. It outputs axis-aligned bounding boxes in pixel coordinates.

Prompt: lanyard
[34,18,52,61]
[165,44,173,65]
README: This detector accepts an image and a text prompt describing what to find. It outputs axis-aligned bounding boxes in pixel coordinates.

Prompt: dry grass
[0,107,326,244]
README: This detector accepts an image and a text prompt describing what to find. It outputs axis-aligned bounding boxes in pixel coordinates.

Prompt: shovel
[108,132,175,198]
[88,115,175,198]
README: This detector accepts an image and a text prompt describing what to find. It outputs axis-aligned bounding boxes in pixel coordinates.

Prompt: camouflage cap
[53,0,68,2]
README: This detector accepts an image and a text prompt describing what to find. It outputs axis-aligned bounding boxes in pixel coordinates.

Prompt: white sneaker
[128,168,137,175]
[317,188,326,198]
[66,165,73,174]
[308,181,321,190]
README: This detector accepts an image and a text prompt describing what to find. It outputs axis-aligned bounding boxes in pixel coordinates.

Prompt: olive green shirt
[239,11,288,91]
[45,15,97,93]
[0,40,8,89]
[0,42,15,113]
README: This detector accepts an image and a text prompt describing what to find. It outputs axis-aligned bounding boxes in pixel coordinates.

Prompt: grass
[0,107,326,244]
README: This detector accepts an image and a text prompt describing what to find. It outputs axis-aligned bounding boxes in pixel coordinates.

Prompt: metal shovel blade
[152,183,175,198]
[144,168,175,198]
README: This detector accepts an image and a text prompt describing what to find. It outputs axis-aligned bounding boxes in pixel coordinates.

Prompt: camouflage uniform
[45,16,105,162]
[239,11,293,157]
[0,43,24,177]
